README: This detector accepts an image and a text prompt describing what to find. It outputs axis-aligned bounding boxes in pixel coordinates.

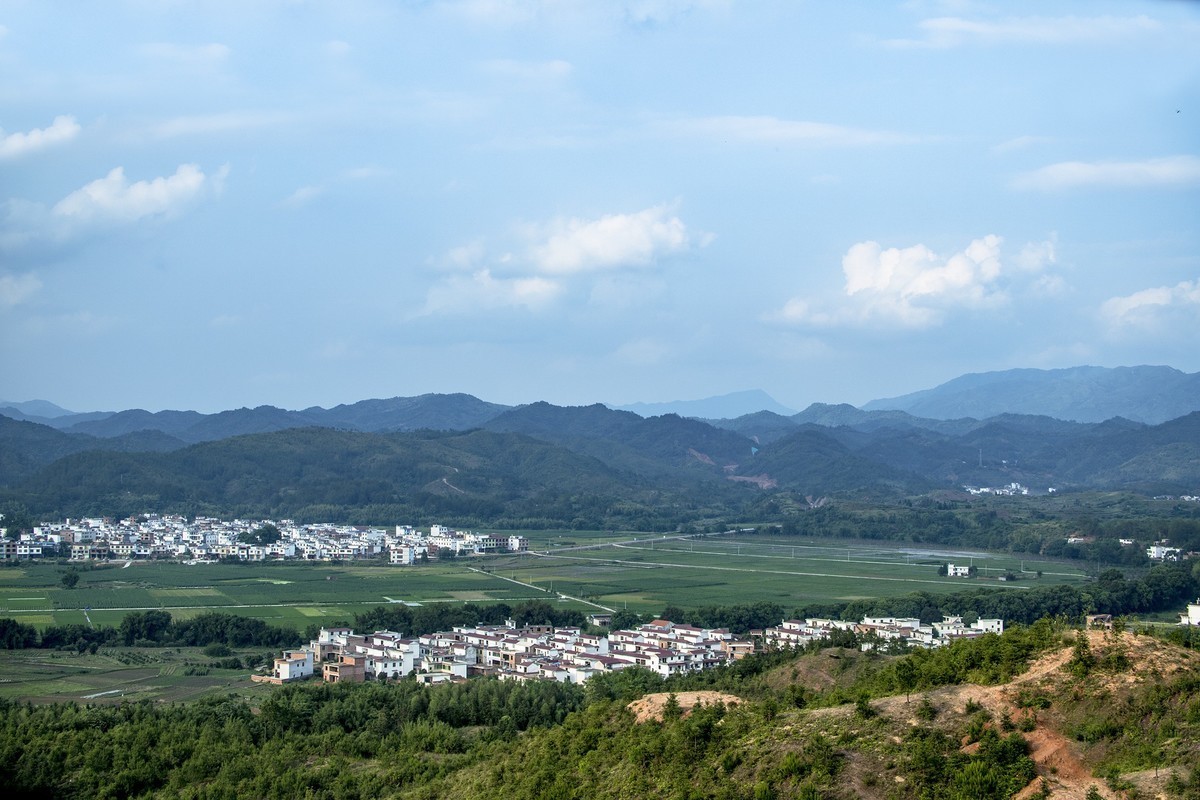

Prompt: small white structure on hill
[1182,600,1200,627]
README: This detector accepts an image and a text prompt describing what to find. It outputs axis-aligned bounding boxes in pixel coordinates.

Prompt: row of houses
[260,611,1011,687]
[258,618,756,686]
[758,614,1004,651]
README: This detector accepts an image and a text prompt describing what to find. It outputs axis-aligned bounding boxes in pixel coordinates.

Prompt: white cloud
[1013,156,1200,191]
[422,269,563,314]
[888,15,1161,48]
[662,115,920,147]
[53,164,225,224]
[422,203,700,315]
[0,115,81,159]
[0,272,41,308]
[1101,279,1200,332]
[529,204,699,275]
[325,39,351,57]
[771,234,1058,329]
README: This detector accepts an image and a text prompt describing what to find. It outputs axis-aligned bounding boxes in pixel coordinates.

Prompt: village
[256,612,1011,687]
[0,514,527,563]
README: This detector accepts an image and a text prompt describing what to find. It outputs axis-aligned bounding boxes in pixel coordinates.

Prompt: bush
[916,695,937,721]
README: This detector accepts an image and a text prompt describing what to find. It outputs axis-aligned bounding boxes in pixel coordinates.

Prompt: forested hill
[2,406,1199,525]
[1,618,1197,799]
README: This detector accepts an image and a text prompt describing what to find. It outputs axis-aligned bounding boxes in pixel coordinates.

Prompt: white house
[1147,543,1182,560]
[272,650,314,681]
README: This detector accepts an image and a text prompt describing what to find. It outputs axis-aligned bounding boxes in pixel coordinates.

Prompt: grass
[0,647,275,705]
[0,532,1099,706]
[0,537,1094,623]
[0,533,1092,625]
[485,532,1092,613]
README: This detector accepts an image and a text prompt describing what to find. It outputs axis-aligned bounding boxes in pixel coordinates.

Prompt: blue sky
[1,0,1198,413]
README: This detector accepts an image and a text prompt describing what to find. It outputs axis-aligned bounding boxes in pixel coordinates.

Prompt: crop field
[0,561,559,631]
[0,647,273,705]
[0,533,1099,703]
[485,532,1093,613]
[0,532,1093,627]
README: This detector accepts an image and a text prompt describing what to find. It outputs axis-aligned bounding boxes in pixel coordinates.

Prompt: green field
[0,560,562,631]
[0,533,1098,703]
[0,533,1094,626]
[0,647,275,705]
[486,532,1092,613]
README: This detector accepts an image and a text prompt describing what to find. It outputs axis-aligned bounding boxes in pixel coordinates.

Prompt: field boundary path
[467,567,615,613]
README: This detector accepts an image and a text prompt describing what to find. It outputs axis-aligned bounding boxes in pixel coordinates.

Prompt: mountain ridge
[862,365,1200,424]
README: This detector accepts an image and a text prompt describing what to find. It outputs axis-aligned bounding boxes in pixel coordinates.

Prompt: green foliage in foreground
[0,621,1081,800]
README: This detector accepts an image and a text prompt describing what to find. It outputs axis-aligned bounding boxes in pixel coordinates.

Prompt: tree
[0,502,33,540]
[61,569,80,589]
[895,658,918,703]
[119,610,172,646]
[238,523,281,545]
[660,605,687,623]
[1068,632,1095,679]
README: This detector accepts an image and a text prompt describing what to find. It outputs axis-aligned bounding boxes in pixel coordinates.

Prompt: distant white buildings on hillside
[0,514,527,564]
[962,482,1029,496]
[759,614,1003,652]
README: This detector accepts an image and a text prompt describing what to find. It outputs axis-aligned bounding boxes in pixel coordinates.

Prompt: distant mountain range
[614,389,795,419]
[862,365,1200,424]
[2,366,1198,525]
